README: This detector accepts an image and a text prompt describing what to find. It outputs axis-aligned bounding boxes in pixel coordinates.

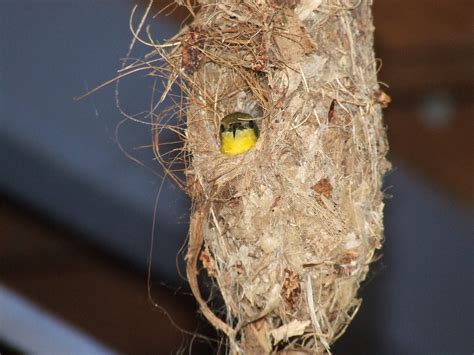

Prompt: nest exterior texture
[152,0,390,353]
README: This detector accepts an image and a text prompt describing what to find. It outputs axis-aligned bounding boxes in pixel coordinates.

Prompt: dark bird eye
[220,124,225,133]
[248,120,254,128]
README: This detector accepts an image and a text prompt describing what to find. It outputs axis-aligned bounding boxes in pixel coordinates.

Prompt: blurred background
[0,1,472,354]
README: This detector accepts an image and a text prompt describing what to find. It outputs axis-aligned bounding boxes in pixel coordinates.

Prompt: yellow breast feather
[219,112,259,156]
[220,128,258,156]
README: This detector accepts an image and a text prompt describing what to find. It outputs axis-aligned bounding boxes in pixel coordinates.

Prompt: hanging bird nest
[137,0,390,353]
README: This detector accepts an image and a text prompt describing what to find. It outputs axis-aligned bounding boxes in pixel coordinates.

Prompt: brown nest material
[138,0,390,353]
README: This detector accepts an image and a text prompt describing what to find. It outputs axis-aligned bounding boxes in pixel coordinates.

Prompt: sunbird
[219,112,259,156]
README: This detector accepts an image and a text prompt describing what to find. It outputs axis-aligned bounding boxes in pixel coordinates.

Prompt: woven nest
[138,0,390,353]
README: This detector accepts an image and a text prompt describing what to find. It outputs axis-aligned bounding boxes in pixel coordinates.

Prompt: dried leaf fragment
[273,10,317,63]
[327,99,336,122]
[181,26,205,75]
[271,0,301,9]
[270,319,311,345]
[334,250,359,276]
[282,268,301,310]
[311,178,333,199]
[373,89,392,108]
[199,247,217,278]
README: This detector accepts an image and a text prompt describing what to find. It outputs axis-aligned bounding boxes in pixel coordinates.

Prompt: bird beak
[232,124,237,138]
